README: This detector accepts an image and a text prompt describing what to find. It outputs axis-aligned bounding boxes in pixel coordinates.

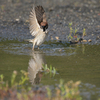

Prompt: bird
[28,5,48,50]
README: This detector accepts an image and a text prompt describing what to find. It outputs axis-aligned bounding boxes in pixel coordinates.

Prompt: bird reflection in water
[28,50,45,84]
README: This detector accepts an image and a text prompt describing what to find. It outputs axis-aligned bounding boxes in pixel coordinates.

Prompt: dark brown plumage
[35,6,46,23]
[35,6,48,31]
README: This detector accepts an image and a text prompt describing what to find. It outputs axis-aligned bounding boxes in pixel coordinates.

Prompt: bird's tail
[24,39,34,43]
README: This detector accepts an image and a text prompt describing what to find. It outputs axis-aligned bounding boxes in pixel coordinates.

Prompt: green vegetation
[0,66,82,100]
[43,64,56,77]
[68,22,73,40]
[82,28,86,37]
[68,22,86,42]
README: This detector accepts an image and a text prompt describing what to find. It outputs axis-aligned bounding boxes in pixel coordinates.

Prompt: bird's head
[40,22,48,32]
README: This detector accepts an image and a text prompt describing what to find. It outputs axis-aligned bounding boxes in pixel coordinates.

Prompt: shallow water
[0,40,100,99]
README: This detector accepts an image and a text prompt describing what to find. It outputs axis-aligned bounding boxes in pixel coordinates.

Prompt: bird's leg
[32,45,34,50]
[32,42,35,50]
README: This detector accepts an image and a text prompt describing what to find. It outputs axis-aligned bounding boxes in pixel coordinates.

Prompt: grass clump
[68,22,86,43]
[0,68,82,100]
[43,64,56,77]
[56,79,82,100]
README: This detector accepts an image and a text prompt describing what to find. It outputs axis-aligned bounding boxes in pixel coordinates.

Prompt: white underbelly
[35,32,46,46]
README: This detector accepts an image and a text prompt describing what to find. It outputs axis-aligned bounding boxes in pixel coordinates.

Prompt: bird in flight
[28,5,48,50]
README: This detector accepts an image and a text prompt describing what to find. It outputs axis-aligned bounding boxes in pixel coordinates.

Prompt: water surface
[0,40,100,99]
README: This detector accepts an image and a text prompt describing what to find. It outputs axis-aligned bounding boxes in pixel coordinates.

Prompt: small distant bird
[28,5,48,50]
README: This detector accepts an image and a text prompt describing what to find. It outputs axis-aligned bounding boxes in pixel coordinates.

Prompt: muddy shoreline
[0,0,100,44]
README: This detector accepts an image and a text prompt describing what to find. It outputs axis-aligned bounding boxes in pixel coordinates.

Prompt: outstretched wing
[29,6,40,36]
[35,6,47,25]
